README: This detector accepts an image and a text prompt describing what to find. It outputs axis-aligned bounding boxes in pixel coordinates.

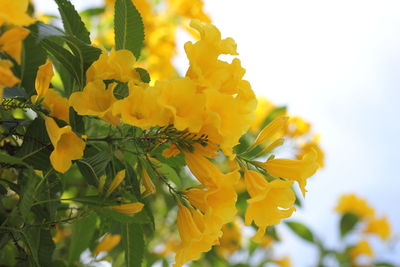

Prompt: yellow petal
[106,170,126,196]
[35,60,54,100]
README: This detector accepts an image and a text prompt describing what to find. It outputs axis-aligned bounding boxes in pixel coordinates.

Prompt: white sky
[33,0,400,266]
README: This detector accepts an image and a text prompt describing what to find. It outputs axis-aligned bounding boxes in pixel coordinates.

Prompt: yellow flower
[93,234,121,256]
[244,169,296,243]
[141,168,156,197]
[216,220,242,258]
[286,116,311,137]
[167,0,210,22]
[364,216,391,240]
[106,170,126,197]
[273,256,292,267]
[296,135,325,168]
[335,194,375,220]
[34,60,53,100]
[44,116,85,173]
[253,116,288,147]
[86,49,140,83]
[162,144,180,158]
[174,203,219,267]
[113,81,169,129]
[69,80,119,125]
[156,77,206,132]
[0,0,35,26]
[350,240,374,265]
[0,60,20,87]
[261,149,319,196]
[110,202,144,216]
[0,27,30,63]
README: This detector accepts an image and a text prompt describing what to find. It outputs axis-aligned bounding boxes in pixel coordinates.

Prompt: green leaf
[135,68,150,83]
[121,223,144,267]
[374,263,395,267]
[114,82,129,99]
[154,162,181,188]
[22,228,41,267]
[54,0,91,44]
[38,229,55,267]
[15,117,52,171]
[0,152,31,169]
[19,173,41,220]
[2,87,28,99]
[77,150,113,187]
[69,107,85,134]
[80,7,106,17]
[20,24,47,96]
[285,221,315,243]
[68,213,97,263]
[340,212,359,238]
[260,106,287,130]
[95,207,150,224]
[114,0,145,59]
[265,226,280,241]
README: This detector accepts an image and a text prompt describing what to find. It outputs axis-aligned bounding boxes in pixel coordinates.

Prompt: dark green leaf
[374,263,395,267]
[20,24,47,96]
[69,107,85,134]
[68,213,97,263]
[340,212,359,238]
[285,221,315,243]
[0,152,31,169]
[125,163,141,200]
[38,229,55,267]
[19,173,41,219]
[22,228,41,267]
[80,7,106,17]
[77,150,113,187]
[114,0,145,59]
[54,0,91,44]
[121,223,144,267]
[15,117,52,171]
[154,162,181,188]
[135,68,150,83]
[2,87,28,99]
[114,82,129,99]
[266,226,280,241]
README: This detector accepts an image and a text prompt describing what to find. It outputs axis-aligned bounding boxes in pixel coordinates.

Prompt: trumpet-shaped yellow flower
[244,169,296,242]
[250,97,276,133]
[364,216,391,240]
[0,0,35,26]
[261,149,319,196]
[110,202,144,216]
[216,220,242,258]
[106,170,126,196]
[156,77,206,132]
[34,60,53,100]
[93,234,121,256]
[174,203,219,267]
[253,116,288,147]
[335,194,375,220]
[86,49,140,83]
[0,27,30,63]
[32,60,69,122]
[273,256,292,267]
[44,116,85,173]
[113,81,169,129]
[296,135,325,168]
[0,60,20,87]
[350,240,374,265]
[69,80,119,125]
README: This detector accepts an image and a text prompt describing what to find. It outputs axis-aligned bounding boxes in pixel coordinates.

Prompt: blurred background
[32,0,400,265]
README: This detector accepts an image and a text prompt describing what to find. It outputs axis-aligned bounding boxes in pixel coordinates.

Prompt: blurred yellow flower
[110,202,144,216]
[250,97,276,133]
[364,216,391,240]
[335,194,375,220]
[0,60,20,87]
[244,169,296,243]
[0,27,30,63]
[93,234,121,256]
[286,116,311,137]
[167,0,210,22]
[296,135,325,168]
[69,80,119,126]
[350,240,374,265]
[141,168,156,197]
[273,256,292,267]
[261,149,319,196]
[253,116,288,147]
[216,220,242,258]
[106,170,126,197]
[162,144,180,158]
[0,0,35,26]
[44,116,85,173]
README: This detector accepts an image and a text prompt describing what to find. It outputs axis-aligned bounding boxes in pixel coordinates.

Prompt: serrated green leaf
[77,150,113,187]
[20,24,47,96]
[54,0,91,44]
[285,221,315,243]
[121,223,144,267]
[135,68,150,83]
[340,212,359,238]
[38,229,55,267]
[19,173,41,219]
[114,0,144,59]
[68,213,97,263]
[15,118,52,171]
